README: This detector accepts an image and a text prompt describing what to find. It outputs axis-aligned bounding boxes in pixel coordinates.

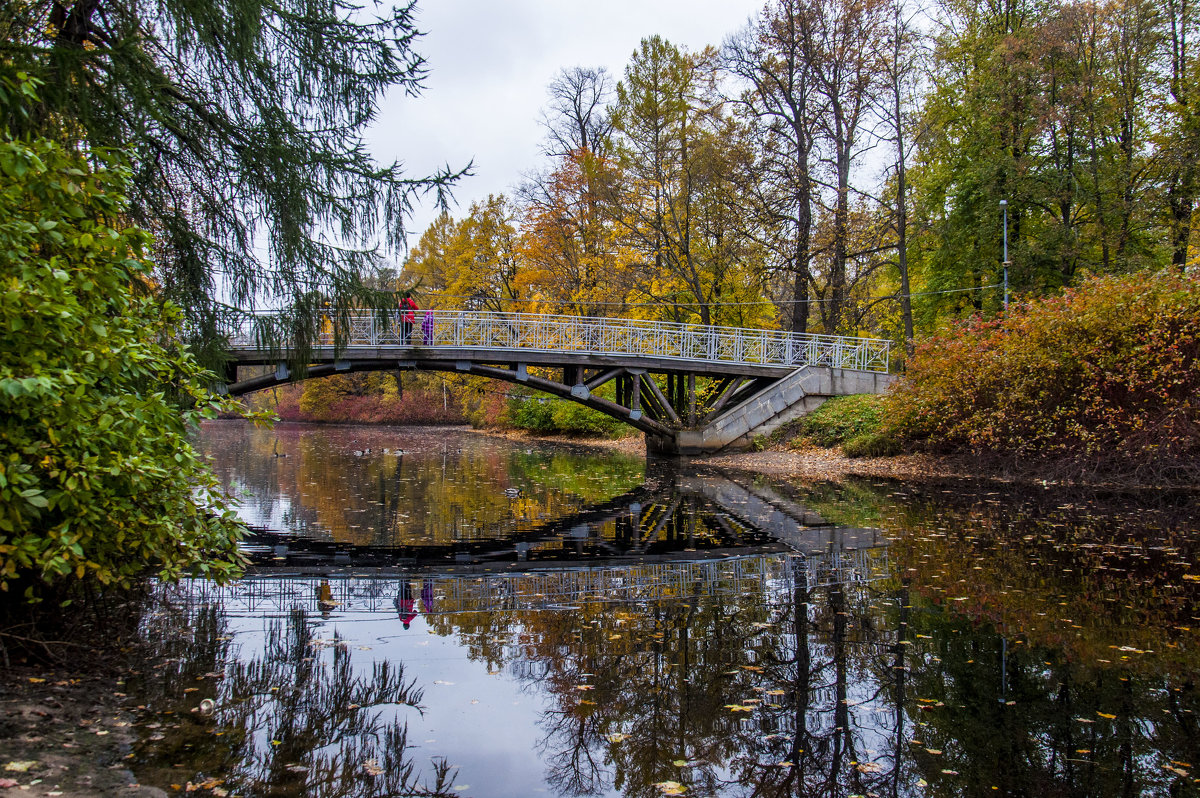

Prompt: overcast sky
[367,0,767,247]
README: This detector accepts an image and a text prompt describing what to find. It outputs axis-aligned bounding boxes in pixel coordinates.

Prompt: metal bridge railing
[226,311,892,373]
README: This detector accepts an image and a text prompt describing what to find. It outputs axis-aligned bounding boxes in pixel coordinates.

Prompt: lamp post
[999,199,1009,310]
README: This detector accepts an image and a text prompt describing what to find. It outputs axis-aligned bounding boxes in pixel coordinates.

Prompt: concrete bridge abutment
[646,366,897,457]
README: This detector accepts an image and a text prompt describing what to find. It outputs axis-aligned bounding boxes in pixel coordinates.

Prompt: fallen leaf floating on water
[3,762,37,773]
[606,733,630,743]
[725,704,755,712]
[185,778,225,793]
[1097,712,1117,719]
[654,782,686,796]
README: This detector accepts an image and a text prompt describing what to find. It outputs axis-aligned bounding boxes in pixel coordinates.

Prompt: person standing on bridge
[399,293,418,345]
[421,308,434,345]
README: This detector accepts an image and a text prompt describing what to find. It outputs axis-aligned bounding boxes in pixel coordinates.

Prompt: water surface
[125,422,1200,797]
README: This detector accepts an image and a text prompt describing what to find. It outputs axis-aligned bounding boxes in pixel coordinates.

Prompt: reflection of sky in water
[226,477,292,530]
[155,556,891,798]
[227,607,554,796]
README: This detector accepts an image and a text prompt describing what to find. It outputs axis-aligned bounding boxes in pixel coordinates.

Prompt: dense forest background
[400,0,1196,348]
[256,0,1198,428]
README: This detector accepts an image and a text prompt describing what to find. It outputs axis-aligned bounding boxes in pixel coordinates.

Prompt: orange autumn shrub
[886,270,1200,479]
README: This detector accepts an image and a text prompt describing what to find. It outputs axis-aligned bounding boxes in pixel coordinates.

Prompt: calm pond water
[126,421,1200,797]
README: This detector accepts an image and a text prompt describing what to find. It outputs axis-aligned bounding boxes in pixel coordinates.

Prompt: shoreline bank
[478,427,968,482]
[477,427,1200,491]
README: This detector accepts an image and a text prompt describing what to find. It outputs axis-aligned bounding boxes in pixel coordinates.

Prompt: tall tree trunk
[889,2,914,353]
[1169,171,1196,268]
[1167,0,1197,268]
[831,125,851,333]
[793,166,814,334]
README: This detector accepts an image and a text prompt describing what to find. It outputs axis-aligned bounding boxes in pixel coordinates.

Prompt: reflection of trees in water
[894,607,1200,797]
[425,554,1199,797]
[135,598,458,797]
[176,435,1200,795]
[714,569,901,798]
[432,565,899,798]
[199,423,644,549]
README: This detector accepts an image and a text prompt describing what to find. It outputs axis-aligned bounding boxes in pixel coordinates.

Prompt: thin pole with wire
[1000,199,1010,310]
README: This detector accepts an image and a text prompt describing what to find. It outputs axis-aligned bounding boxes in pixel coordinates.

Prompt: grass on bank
[773,394,898,457]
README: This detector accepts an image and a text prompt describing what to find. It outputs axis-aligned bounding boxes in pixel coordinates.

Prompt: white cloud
[367,0,765,246]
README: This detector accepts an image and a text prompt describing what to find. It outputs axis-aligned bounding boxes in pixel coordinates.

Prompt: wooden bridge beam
[461,362,671,437]
[702,376,741,422]
[585,368,625,392]
[640,374,680,426]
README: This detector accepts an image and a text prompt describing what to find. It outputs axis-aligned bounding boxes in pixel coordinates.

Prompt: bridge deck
[227,310,891,374]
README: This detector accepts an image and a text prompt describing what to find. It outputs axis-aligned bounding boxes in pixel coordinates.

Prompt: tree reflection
[198,422,646,551]
[424,536,1197,797]
[135,596,458,797]
[137,451,1200,797]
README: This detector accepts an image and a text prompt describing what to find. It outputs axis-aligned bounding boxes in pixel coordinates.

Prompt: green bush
[888,269,1200,478]
[508,395,557,432]
[507,395,624,437]
[549,400,624,436]
[0,137,252,599]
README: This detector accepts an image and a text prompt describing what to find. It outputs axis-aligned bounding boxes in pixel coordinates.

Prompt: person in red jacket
[399,294,418,344]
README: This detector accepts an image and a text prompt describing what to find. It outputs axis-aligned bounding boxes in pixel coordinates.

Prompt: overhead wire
[413,282,1003,308]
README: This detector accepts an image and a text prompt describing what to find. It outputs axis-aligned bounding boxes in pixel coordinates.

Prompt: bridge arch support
[226,356,893,456]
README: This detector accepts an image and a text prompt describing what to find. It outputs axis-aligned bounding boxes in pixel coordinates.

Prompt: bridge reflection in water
[184,470,890,615]
[171,547,888,617]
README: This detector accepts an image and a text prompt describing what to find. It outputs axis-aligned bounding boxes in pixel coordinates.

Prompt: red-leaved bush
[887,269,1200,481]
[254,383,465,425]
[324,392,465,425]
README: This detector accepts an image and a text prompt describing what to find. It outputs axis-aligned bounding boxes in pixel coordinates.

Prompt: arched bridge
[223,311,894,455]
